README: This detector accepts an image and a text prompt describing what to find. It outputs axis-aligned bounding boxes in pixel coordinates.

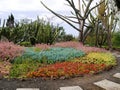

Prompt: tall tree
[97,0,118,50]
[85,0,118,49]
[41,0,104,44]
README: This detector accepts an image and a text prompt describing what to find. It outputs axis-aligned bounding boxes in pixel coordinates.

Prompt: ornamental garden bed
[0,41,117,80]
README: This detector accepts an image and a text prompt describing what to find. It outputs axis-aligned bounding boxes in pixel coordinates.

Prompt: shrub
[77,46,107,53]
[54,41,107,53]
[0,41,24,62]
[18,47,85,64]
[73,52,116,66]
[112,31,120,48]
[26,47,41,52]
[35,44,50,50]
[41,48,85,61]
[19,42,32,47]
[9,59,41,78]
[27,62,106,79]
[0,61,12,77]
[63,34,75,41]
[54,41,80,48]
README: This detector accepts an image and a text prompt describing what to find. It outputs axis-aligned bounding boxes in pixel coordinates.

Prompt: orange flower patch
[27,62,106,79]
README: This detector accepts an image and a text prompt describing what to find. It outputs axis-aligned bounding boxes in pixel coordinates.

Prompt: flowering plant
[54,41,107,53]
[27,62,106,79]
[0,41,24,62]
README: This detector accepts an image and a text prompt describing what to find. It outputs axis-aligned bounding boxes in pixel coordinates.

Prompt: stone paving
[58,72,120,90]
[93,73,120,90]
[94,79,120,90]
[112,52,120,58]
[16,89,39,90]
[16,72,120,90]
[59,86,83,90]
[113,73,120,79]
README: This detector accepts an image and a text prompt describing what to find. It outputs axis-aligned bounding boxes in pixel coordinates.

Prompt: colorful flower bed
[13,47,85,64]
[0,41,117,79]
[27,62,106,79]
[72,52,116,66]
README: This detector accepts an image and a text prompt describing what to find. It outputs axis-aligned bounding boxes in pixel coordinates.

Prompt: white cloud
[0,0,71,12]
[0,0,100,36]
[41,0,71,11]
[0,0,42,11]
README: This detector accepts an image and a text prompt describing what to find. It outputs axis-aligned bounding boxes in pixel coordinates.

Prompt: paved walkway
[94,73,120,90]
[16,72,120,90]
[59,72,120,90]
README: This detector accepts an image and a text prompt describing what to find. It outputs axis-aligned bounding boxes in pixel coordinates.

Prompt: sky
[0,0,100,37]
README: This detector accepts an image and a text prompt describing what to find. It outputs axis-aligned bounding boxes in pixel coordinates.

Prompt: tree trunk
[79,20,85,44]
[95,21,99,47]
[107,29,112,51]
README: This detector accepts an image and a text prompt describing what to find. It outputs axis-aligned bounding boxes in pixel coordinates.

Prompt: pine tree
[6,13,14,28]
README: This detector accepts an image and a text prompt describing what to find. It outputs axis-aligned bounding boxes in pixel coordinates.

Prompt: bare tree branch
[85,0,105,19]
[41,1,81,32]
[60,15,80,24]
[40,0,105,43]
[84,0,93,17]
[66,0,83,19]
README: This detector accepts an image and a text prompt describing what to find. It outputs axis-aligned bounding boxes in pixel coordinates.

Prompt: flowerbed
[72,52,117,66]
[27,62,106,79]
[0,41,117,79]
[14,47,85,64]
[9,59,41,78]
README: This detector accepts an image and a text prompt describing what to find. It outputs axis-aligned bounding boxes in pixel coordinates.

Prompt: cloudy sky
[0,0,99,36]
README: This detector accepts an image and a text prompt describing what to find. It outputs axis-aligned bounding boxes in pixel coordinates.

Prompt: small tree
[6,13,15,28]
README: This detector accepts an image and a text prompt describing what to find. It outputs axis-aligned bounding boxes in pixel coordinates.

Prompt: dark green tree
[6,13,15,28]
